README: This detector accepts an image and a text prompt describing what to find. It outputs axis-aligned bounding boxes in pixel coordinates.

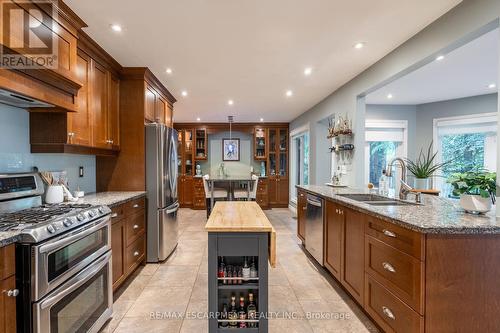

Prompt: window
[434,113,497,196]
[365,120,407,190]
[290,127,310,204]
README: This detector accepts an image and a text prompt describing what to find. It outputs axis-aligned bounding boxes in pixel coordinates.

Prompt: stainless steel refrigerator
[146,124,179,262]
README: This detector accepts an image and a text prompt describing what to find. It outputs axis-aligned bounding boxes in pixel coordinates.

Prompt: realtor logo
[0,0,58,69]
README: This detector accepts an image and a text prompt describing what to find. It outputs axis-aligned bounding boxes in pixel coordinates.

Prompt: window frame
[290,124,310,206]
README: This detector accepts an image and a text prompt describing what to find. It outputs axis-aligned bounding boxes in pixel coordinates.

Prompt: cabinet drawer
[365,274,423,333]
[110,205,125,224]
[365,236,424,314]
[365,216,424,260]
[125,235,145,273]
[124,198,146,215]
[125,211,145,246]
[257,196,269,206]
[257,185,268,193]
[193,197,206,208]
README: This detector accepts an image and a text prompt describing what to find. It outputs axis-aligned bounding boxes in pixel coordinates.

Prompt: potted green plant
[447,171,496,214]
[404,142,450,190]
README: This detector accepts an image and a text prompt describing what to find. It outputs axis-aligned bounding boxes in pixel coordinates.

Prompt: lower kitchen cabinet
[0,245,16,333]
[256,178,270,209]
[192,177,206,210]
[178,176,194,208]
[296,189,306,242]
[324,201,342,280]
[110,197,146,291]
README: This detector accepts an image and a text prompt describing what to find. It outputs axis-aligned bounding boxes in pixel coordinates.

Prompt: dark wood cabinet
[108,73,120,148]
[145,86,156,123]
[256,178,270,209]
[111,197,146,291]
[341,207,365,306]
[145,83,173,126]
[325,201,342,280]
[193,177,206,210]
[0,245,16,333]
[268,127,289,207]
[296,190,306,242]
[91,61,109,149]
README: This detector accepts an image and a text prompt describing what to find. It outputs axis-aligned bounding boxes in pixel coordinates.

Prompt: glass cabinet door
[184,130,194,176]
[269,129,277,153]
[279,129,288,177]
[254,128,266,159]
[177,131,183,176]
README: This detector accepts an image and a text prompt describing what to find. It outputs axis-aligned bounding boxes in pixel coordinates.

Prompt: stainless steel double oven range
[0,173,113,333]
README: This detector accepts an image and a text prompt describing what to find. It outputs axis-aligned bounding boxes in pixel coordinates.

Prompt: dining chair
[233,175,259,201]
[203,174,229,218]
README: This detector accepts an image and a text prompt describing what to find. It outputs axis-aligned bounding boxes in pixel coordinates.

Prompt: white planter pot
[414,178,430,190]
[459,194,492,214]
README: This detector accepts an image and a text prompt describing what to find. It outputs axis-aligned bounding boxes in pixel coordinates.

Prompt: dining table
[205,174,253,209]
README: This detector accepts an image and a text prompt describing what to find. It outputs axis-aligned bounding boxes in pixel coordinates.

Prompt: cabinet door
[145,86,156,123]
[68,51,91,146]
[107,73,120,148]
[0,276,16,333]
[91,61,108,148]
[268,179,278,205]
[325,202,343,280]
[111,220,125,289]
[297,190,306,242]
[178,176,185,205]
[183,176,194,206]
[156,95,167,124]
[278,177,289,205]
[341,208,365,305]
[165,103,173,127]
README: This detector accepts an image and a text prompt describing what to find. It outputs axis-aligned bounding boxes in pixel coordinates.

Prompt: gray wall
[0,104,96,193]
[290,0,500,187]
[366,104,418,160]
[197,131,261,176]
[415,93,498,153]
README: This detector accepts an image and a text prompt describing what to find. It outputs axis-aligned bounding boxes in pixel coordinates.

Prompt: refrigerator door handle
[169,134,178,200]
[166,202,180,214]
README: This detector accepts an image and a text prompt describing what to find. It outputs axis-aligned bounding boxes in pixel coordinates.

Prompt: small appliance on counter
[145,124,179,262]
[0,173,113,333]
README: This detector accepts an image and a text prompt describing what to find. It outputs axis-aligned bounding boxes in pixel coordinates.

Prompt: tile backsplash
[0,104,96,193]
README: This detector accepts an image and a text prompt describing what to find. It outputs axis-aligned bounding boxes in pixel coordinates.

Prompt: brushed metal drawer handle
[133,251,140,257]
[382,306,395,320]
[133,204,139,208]
[7,289,19,297]
[382,262,396,273]
[383,229,397,238]
[111,213,118,218]
[133,224,139,230]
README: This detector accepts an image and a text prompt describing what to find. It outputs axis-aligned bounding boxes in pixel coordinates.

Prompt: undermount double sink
[338,193,417,206]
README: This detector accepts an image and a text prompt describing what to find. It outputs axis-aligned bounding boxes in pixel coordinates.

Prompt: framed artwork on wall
[222,138,240,161]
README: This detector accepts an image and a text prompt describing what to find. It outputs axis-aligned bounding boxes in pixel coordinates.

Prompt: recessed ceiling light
[260,118,264,122]
[488,83,496,89]
[166,68,172,74]
[181,90,188,97]
[227,100,234,106]
[286,90,293,97]
[387,93,393,99]
[304,67,312,76]
[196,117,201,121]
[110,24,122,32]
[354,42,365,49]
[435,55,445,61]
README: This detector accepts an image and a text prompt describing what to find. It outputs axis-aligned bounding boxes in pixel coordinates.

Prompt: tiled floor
[100,208,379,333]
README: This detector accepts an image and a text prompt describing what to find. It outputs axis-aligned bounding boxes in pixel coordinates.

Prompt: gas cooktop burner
[0,203,93,224]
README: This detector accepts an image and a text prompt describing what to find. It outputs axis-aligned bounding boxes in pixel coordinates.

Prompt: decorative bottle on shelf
[242,257,250,282]
[238,296,247,328]
[247,293,257,328]
[218,257,225,281]
[227,265,233,285]
[222,266,227,285]
[220,303,228,328]
[250,257,258,278]
[378,170,388,196]
[228,296,238,328]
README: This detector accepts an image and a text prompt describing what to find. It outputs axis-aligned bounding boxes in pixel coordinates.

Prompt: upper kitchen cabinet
[268,126,289,207]
[144,80,174,126]
[30,31,122,155]
[0,0,86,112]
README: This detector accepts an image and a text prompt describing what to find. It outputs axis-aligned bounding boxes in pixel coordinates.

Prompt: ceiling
[65,0,461,122]
[366,28,499,105]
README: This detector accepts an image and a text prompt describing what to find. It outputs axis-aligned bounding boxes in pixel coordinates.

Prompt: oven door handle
[40,251,111,310]
[38,216,110,254]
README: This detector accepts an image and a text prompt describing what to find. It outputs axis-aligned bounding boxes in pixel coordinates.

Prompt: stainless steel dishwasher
[305,194,324,265]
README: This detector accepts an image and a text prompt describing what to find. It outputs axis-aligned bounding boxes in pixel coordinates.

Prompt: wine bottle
[247,292,257,328]
[220,303,228,328]
[228,296,238,328]
[238,296,247,328]
[242,257,250,281]
[250,257,258,278]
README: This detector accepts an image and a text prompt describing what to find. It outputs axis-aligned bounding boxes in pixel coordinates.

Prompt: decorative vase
[414,178,430,190]
[459,194,492,214]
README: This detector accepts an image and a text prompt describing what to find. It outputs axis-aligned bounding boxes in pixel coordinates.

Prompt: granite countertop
[0,231,21,247]
[74,191,146,208]
[297,185,500,234]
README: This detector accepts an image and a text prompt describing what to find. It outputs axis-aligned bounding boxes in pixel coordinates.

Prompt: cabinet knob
[382,229,397,238]
[7,289,19,297]
[111,213,118,218]
[382,262,396,273]
[68,132,75,137]
[133,251,140,257]
[382,306,396,320]
[133,224,139,230]
[133,204,139,208]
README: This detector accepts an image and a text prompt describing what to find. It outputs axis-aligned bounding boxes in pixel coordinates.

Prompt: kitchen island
[205,202,276,333]
[297,185,500,333]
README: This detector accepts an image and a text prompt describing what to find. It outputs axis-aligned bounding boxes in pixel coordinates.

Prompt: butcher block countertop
[205,201,276,267]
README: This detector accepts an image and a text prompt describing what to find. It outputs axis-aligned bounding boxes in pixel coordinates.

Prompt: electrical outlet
[79,166,84,178]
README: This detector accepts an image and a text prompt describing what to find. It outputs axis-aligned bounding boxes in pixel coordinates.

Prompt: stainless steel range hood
[0,89,53,108]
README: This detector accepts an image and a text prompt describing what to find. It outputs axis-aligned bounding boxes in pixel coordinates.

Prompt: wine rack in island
[208,233,269,332]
